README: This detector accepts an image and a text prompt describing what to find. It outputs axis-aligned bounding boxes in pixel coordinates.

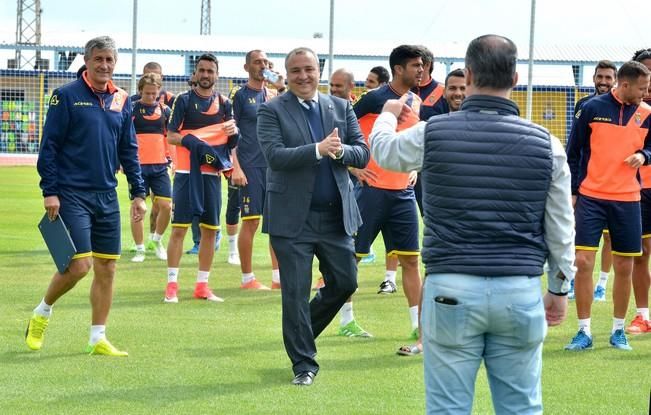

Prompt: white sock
[409,305,419,329]
[597,271,609,288]
[637,308,650,321]
[612,318,625,333]
[152,233,162,243]
[197,270,210,283]
[167,268,179,284]
[578,318,591,337]
[340,302,354,326]
[148,232,155,241]
[135,244,145,252]
[242,272,255,284]
[228,234,238,254]
[33,298,52,318]
[384,270,397,285]
[89,325,106,345]
[271,269,280,283]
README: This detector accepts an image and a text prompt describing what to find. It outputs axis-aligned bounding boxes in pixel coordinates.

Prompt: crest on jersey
[50,95,59,106]
[205,154,215,164]
[635,113,642,126]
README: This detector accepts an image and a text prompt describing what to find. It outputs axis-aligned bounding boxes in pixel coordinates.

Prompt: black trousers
[270,209,358,375]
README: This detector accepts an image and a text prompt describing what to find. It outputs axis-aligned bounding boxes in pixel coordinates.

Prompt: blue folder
[38,213,76,274]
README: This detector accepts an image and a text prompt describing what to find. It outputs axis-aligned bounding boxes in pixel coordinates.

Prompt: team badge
[50,95,59,106]
[635,113,642,126]
[205,154,215,164]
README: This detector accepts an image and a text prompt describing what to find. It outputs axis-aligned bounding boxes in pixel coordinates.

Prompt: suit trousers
[271,208,358,375]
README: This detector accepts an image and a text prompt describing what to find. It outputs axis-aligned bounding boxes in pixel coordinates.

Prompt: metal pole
[328,0,334,82]
[526,0,536,120]
[130,0,138,95]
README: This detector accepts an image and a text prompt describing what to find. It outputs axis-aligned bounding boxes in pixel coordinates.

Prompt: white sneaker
[154,242,167,260]
[227,252,241,265]
[131,250,145,263]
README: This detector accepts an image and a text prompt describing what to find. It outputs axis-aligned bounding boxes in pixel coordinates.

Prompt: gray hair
[332,68,355,83]
[285,47,319,70]
[84,36,117,61]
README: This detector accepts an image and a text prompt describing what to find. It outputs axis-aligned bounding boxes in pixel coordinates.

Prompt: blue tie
[302,99,324,143]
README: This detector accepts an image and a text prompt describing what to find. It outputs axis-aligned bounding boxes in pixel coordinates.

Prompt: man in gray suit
[257,47,370,386]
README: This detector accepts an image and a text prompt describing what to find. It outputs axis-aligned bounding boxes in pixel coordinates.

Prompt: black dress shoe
[291,371,316,386]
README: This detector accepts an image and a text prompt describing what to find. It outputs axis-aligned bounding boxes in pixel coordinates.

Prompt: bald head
[330,68,355,100]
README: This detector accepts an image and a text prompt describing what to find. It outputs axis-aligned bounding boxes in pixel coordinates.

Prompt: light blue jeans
[422,274,547,415]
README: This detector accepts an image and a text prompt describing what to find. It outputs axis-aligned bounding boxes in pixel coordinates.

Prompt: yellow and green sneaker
[338,320,373,338]
[409,328,420,341]
[86,338,128,357]
[25,314,49,350]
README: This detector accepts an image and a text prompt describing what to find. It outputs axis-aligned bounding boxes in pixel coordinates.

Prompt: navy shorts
[354,186,420,257]
[240,166,267,220]
[225,176,241,226]
[58,188,121,259]
[642,189,651,238]
[575,194,641,256]
[141,164,172,200]
[171,173,221,229]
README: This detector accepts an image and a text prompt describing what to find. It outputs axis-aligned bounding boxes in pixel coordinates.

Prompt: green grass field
[0,166,649,414]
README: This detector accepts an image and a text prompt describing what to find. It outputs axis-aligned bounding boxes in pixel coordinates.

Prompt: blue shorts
[240,166,267,221]
[642,189,651,238]
[171,173,221,229]
[58,188,121,259]
[354,186,420,257]
[575,194,641,256]
[225,176,241,226]
[141,164,172,200]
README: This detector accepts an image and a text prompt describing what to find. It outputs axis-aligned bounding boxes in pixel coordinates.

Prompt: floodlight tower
[15,0,43,69]
[200,0,211,35]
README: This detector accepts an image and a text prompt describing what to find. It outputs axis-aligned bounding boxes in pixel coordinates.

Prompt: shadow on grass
[49,367,291,405]
[1,349,89,364]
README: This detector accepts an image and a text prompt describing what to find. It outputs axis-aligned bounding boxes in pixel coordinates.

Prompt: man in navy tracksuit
[26,36,146,357]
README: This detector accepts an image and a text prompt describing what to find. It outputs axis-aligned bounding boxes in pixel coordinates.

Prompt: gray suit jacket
[257,91,369,238]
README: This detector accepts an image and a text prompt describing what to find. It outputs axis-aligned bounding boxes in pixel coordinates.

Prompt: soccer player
[410,46,449,218]
[443,69,466,111]
[230,49,283,290]
[130,62,176,253]
[565,61,651,351]
[364,66,390,90]
[627,48,651,334]
[343,45,425,339]
[130,73,172,263]
[568,60,618,302]
[329,68,356,101]
[164,53,239,303]
[26,36,146,356]
[396,67,467,357]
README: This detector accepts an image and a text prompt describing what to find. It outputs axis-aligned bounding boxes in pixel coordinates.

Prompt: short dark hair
[196,53,219,71]
[389,45,424,76]
[417,45,434,75]
[465,34,517,90]
[632,48,651,62]
[245,49,264,65]
[617,60,651,82]
[445,69,465,86]
[594,60,617,75]
[369,66,390,84]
